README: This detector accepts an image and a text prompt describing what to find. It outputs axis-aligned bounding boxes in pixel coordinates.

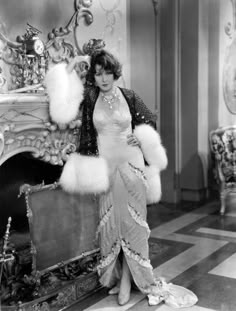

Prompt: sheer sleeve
[120,88,157,130]
[132,91,157,129]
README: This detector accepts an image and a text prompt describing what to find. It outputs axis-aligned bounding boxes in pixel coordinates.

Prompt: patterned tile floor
[70,200,236,311]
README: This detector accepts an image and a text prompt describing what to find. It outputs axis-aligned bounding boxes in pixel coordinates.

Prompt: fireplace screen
[21,183,99,272]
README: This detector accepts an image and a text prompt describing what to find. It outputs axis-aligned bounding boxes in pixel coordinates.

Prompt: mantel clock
[15,24,47,89]
[25,36,45,56]
[17,23,45,57]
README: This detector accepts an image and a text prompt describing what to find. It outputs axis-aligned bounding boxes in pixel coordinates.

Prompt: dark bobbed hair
[86,49,122,85]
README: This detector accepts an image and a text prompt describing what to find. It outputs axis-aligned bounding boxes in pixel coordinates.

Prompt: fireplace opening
[0,151,101,308]
[0,152,62,238]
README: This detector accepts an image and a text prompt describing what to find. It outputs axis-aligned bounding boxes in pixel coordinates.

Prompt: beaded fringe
[96,204,113,239]
[97,240,121,273]
[128,203,151,235]
[121,239,152,269]
[128,162,148,188]
[97,238,152,274]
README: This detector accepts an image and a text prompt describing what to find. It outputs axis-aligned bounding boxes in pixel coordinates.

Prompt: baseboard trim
[181,188,207,202]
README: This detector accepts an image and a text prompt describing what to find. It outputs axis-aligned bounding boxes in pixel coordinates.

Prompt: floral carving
[99,0,122,36]
[1,121,80,166]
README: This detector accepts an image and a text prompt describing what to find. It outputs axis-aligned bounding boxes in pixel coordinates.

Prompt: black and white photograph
[0,1,235,310]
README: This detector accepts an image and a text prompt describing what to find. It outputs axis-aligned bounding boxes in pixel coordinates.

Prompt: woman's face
[94,64,115,93]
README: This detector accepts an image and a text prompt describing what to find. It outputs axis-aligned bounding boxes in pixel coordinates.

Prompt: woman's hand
[66,55,91,74]
[127,134,141,147]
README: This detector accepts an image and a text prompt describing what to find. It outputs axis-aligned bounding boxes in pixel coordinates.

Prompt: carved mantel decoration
[0,0,105,167]
[0,94,81,166]
[223,0,236,114]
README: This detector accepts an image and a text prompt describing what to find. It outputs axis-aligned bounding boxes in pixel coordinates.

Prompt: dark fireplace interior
[0,152,100,307]
[0,152,62,239]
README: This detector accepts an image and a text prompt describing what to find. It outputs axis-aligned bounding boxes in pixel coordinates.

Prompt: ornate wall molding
[225,0,236,38]
[223,0,236,114]
[99,0,122,36]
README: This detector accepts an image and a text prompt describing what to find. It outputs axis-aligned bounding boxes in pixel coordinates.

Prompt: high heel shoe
[118,254,131,305]
[117,280,131,305]
[118,290,131,306]
[108,286,120,295]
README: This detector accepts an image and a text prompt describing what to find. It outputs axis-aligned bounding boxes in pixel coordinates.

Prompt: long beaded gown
[92,88,198,307]
[94,88,155,289]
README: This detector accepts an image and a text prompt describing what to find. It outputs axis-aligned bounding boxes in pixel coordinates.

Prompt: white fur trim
[134,124,168,171]
[145,165,162,204]
[45,63,84,125]
[59,153,109,194]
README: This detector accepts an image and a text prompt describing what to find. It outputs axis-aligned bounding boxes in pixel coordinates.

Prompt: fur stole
[59,124,167,201]
[134,124,168,204]
[59,153,109,194]
[45,63,84,125]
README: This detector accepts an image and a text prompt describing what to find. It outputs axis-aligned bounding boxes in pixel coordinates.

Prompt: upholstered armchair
[209,126,236,215]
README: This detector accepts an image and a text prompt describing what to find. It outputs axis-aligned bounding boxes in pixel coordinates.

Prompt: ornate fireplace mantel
[0,0,108,169]
[0,2,104,310]
[0,0,106,168]
[0,93,80,167]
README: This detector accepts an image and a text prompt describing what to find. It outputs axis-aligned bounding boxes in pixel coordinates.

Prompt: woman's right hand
[127,134,141,147]
[66,55,91,74]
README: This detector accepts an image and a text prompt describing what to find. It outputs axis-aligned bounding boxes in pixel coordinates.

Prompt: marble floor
[69,200,236,311]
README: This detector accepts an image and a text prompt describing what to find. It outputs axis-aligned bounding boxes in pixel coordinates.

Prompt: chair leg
[220,190,226,215]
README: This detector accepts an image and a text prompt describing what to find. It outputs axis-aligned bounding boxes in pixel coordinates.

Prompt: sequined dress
[93,88,156,292]
[93,89,198,308]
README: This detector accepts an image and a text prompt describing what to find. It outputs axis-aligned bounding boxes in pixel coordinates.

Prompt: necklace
[101,88,119,109]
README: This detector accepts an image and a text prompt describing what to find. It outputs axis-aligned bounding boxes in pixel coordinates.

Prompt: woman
[45,49,198,307]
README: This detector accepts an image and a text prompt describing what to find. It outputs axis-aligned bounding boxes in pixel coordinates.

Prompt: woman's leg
[118,254,131,305]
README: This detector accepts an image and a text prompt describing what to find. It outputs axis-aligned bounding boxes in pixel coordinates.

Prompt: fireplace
[0,151,62,237]
[0,93,100,310]
[0,92,79,235]
[0,2,104,308]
